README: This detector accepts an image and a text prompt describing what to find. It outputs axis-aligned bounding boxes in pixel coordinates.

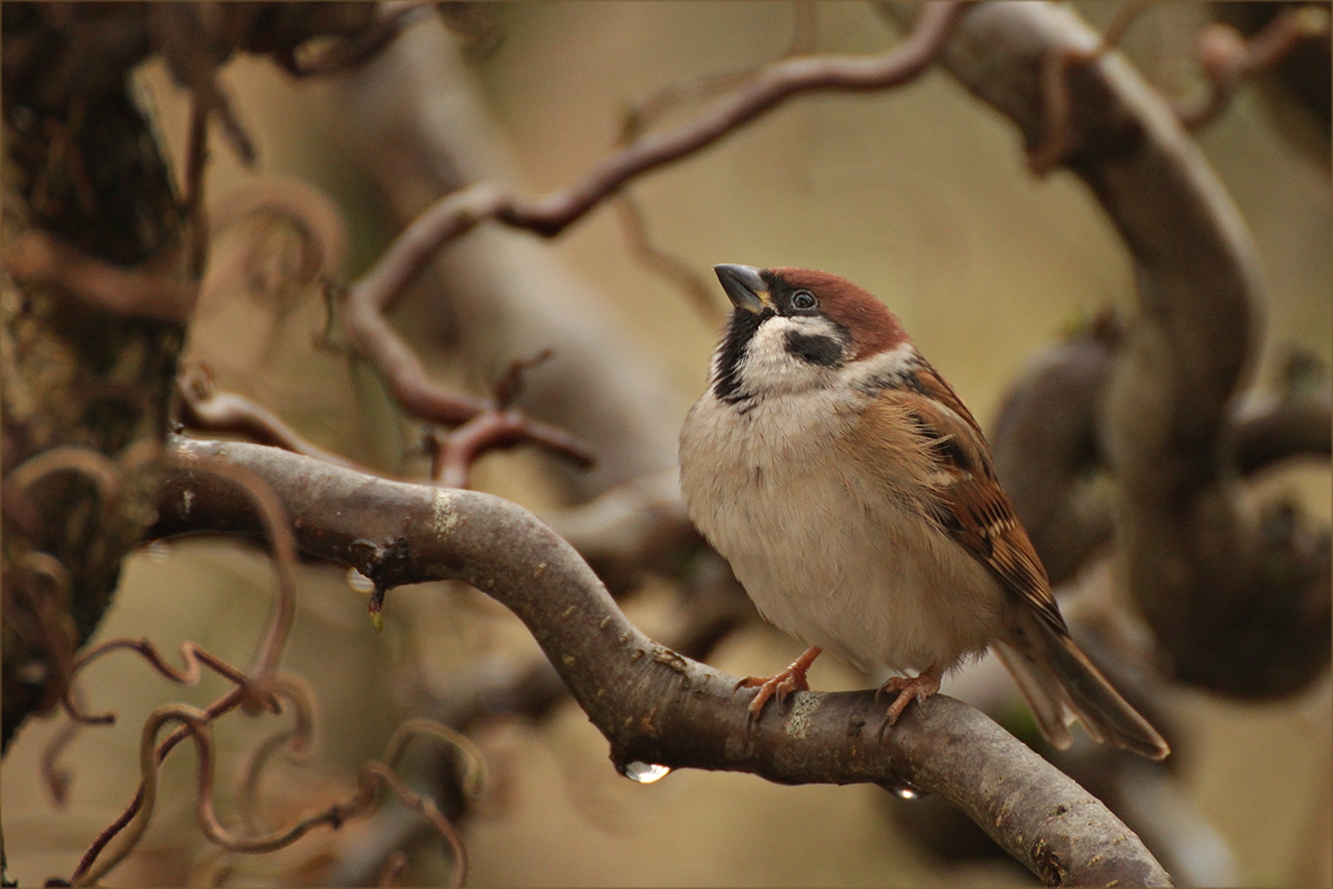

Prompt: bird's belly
[686,453,1004,675]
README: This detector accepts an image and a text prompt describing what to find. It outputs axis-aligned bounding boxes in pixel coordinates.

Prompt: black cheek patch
[784,330,845,367]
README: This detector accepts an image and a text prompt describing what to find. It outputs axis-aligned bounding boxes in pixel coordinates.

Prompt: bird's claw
[736,667,808,726]
[875,666,942,739]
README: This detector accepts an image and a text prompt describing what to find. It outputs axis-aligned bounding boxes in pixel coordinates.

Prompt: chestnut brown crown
[765,267,908,361]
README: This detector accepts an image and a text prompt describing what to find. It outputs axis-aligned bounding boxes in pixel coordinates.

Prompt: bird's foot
[736,646,822,725]
[875,664,943,734]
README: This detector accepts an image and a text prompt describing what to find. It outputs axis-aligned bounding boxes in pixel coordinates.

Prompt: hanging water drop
[624,761,672,784]
[888,778,927,800]
[347,568,375,594]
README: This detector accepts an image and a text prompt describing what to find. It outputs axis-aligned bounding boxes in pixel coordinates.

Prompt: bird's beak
[713,264,770,314]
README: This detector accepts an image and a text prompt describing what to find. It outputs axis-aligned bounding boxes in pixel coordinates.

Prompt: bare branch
[71,694,469,887]
[1025,0,1151,174]
[169,451,299,683]
[5,230,196,322]
[60,449,305,882]
[338,250,601,473]
[279,3,433,77]
[1231,397,1332,476]
[151,437,1171,887]
[361,761,467,887]
[425,408,592,489]
[175,366,368,473]
[378,851,410,888]
[613,195,723,326]
[422,350,596,488]
[344,2,964,317]
[71,704,212,886]
[182,96,211,280]
[40,688,84,807]
[619,0,821,139]
[147,4,257,165]
[6,444,124,512]
[237,674,317,833]
[416,547,750,738]
[4,553,78,721]
[70,683,247,882]
[1178,6,1332,130]
[63,637,249,725]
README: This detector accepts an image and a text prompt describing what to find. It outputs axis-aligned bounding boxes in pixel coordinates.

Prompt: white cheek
[731,316,842,396]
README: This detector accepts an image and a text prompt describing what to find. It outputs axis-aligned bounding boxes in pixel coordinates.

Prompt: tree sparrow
[679,264,1169,760]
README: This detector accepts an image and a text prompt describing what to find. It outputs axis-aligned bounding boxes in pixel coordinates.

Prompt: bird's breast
[679,391,1004,674]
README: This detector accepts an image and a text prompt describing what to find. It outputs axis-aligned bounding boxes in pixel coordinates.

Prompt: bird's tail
[993,611,1169,761]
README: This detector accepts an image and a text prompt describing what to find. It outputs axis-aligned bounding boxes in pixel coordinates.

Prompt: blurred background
[3,2,1328,885]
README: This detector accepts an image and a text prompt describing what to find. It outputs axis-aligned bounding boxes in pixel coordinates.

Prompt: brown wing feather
[852,360,1167,759]
[871,362,1069,637]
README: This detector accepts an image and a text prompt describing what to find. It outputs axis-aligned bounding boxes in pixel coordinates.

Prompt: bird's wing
[859,362,1069,637]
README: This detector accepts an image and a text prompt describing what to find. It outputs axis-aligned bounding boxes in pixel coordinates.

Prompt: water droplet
[888,778,928,800]
[368,586,386,632]
[146,541,172,563]
[347,568,375,594]
[624,761,671,784]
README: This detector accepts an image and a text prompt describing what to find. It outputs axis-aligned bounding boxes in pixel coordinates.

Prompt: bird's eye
[791,290,818,310]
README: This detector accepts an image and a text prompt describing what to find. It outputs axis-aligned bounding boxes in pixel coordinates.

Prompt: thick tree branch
[149,437,1170,887]
[1232,398,1332,475]
[880,0,1329,698]
[990,316,1121,584]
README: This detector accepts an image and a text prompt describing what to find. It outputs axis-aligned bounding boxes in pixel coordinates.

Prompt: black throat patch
[712,309,767,403]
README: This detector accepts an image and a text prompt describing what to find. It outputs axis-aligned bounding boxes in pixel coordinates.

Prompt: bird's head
[708,263,911,403]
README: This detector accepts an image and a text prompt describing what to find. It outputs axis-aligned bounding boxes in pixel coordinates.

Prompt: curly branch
[150,437,1170,887]
[4,230,196,322]
[175,367,367,473]
[606,0,824,326]
[72,697,470,887]
[5,444,124,514]
[71,704,211,886]
[1179,5,1332,129]
[423,349,596,488]
[345,3,962,319]
[237,674,317,833]
[61,450,302,882]
[1025,0,1150,174]
[63,637,248,725]
[169,452,298,683]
